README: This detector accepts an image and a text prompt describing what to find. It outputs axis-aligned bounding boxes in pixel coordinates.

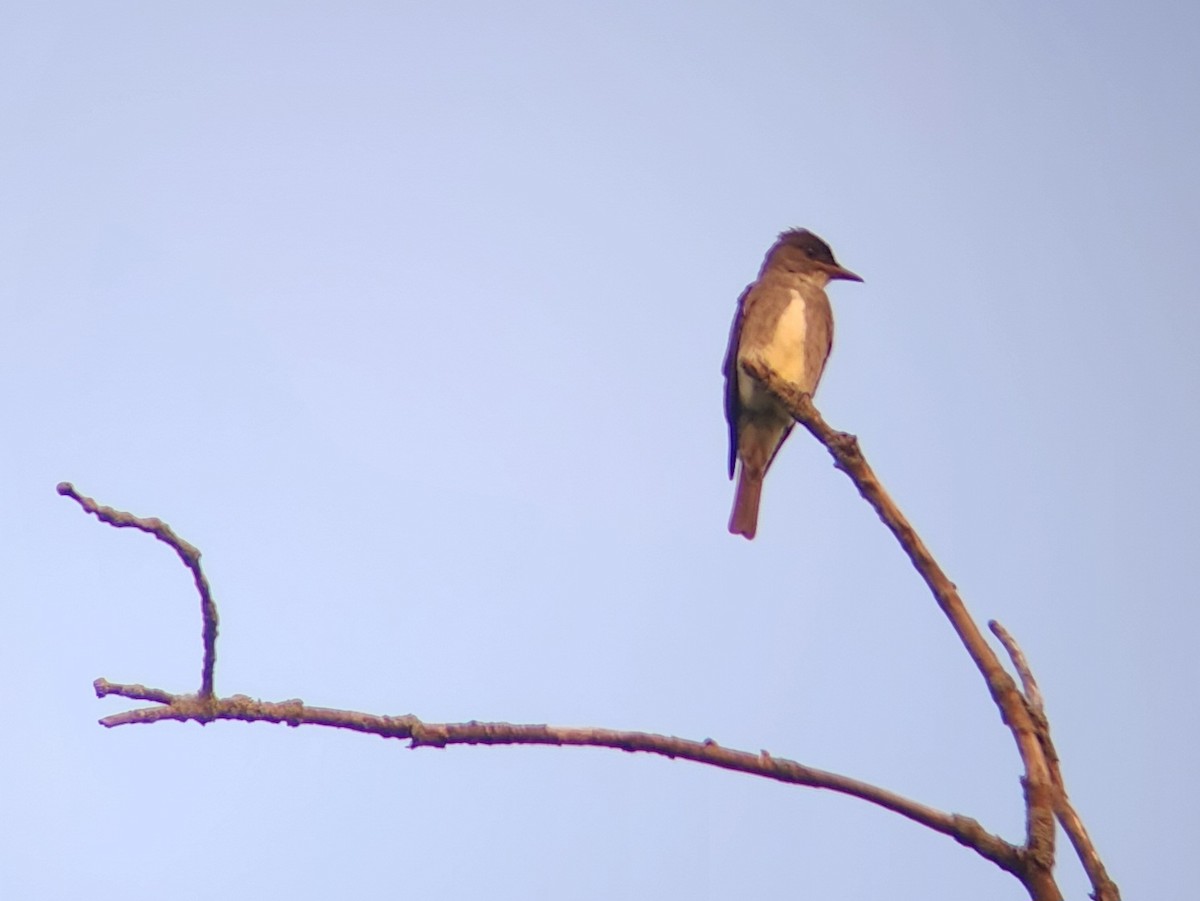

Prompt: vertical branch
[57,482,219,699]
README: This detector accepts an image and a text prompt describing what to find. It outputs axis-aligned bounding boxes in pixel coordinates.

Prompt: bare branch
[740,360,1064,901]
[989,623,1122,901]
[989,620,1045,714]
[89,678,1022,873]
[58,482,218,698]
[63,462,1120,901]
[63,481,1026,878]
[1054,795,1121,901]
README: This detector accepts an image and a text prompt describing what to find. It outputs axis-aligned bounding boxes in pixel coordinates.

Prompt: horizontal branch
[92,677,1021,873]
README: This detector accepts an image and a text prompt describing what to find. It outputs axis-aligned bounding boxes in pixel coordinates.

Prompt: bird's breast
[751,288,810,388]
[737,285,831,404]
[768,290,809,376]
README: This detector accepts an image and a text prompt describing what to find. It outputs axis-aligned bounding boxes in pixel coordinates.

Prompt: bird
[723,229,862,540]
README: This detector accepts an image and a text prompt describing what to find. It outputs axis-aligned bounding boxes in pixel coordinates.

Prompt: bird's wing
[722,283,753,479]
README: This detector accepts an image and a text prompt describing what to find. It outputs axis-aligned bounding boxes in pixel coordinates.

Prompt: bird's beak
[828,264,863,283]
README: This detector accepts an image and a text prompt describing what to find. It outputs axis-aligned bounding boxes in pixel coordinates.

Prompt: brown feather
[723,229,856,539]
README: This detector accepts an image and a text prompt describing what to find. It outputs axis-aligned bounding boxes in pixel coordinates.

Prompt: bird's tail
[728,466,763,540]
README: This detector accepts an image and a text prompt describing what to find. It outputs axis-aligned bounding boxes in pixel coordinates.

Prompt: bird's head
[766,228,863,284]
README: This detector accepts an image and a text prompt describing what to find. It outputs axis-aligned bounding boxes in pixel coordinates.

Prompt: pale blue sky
[3,3,1196,899]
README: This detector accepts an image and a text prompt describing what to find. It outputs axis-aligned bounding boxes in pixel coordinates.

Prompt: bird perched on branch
[723,229,862,539]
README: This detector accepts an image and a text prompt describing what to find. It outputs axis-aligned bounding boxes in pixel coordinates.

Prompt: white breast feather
[765,289,808,385]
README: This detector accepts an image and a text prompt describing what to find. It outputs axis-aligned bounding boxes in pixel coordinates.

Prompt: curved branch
[58,482,218,699]
[90,677,1021,873]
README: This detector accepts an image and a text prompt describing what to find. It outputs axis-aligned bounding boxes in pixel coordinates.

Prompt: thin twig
[58,482,218,699]
[741,360,1063,901]
[1053,795,1121,901]
[989,621,1045,714]
[89,678,1022,873]
[990,622,1122,901]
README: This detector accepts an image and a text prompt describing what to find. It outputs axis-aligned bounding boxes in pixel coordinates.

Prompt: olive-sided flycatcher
[723,229,862,540]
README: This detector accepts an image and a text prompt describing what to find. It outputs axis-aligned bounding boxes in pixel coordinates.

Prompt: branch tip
[989,620,1045,714]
